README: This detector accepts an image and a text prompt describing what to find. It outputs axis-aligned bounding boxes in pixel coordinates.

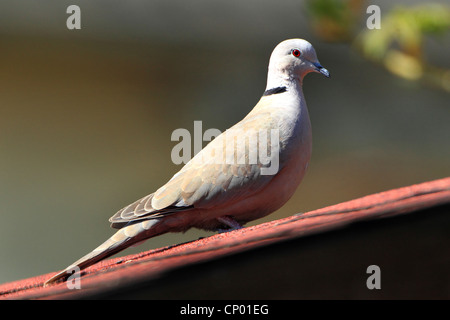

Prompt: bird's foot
[216,216,243,233]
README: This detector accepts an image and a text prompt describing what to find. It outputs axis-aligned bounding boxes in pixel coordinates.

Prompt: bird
[44,38,330,286]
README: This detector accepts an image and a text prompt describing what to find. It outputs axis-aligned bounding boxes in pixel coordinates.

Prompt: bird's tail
[44,219,160,286]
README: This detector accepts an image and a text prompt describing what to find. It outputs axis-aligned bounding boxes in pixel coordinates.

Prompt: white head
[266,39,329,90]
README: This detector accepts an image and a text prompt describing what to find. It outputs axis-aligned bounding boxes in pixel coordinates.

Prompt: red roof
[1,177,449,299]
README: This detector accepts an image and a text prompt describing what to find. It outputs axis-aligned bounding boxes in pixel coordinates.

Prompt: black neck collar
[263,86,287,96]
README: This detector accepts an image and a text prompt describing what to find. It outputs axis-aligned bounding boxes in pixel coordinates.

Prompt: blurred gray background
[0,0,449,284]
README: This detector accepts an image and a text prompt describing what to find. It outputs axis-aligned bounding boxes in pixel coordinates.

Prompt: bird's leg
[216,216,243,232]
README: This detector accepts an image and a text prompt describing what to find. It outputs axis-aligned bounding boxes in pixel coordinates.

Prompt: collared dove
[44,38,329,285]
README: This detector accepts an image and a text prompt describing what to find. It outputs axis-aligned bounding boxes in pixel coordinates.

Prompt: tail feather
[44,219,160,286]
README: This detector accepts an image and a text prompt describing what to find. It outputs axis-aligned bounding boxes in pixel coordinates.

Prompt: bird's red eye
[291,49,301,57]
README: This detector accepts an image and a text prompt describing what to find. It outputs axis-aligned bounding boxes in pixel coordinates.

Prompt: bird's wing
[109,192,193,228]
[110,100,285,226]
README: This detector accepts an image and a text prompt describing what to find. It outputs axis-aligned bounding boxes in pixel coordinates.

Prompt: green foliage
[307,0,450,90]
[307,0,349,22]
[358,3,450,60]
[306,0,363,41]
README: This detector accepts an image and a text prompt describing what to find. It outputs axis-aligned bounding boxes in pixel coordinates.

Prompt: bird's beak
[313,62,330,78]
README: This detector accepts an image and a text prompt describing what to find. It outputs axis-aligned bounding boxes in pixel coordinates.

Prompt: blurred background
[0,0,449,284]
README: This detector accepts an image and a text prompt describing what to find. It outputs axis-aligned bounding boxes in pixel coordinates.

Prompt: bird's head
[266,39,329,89]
